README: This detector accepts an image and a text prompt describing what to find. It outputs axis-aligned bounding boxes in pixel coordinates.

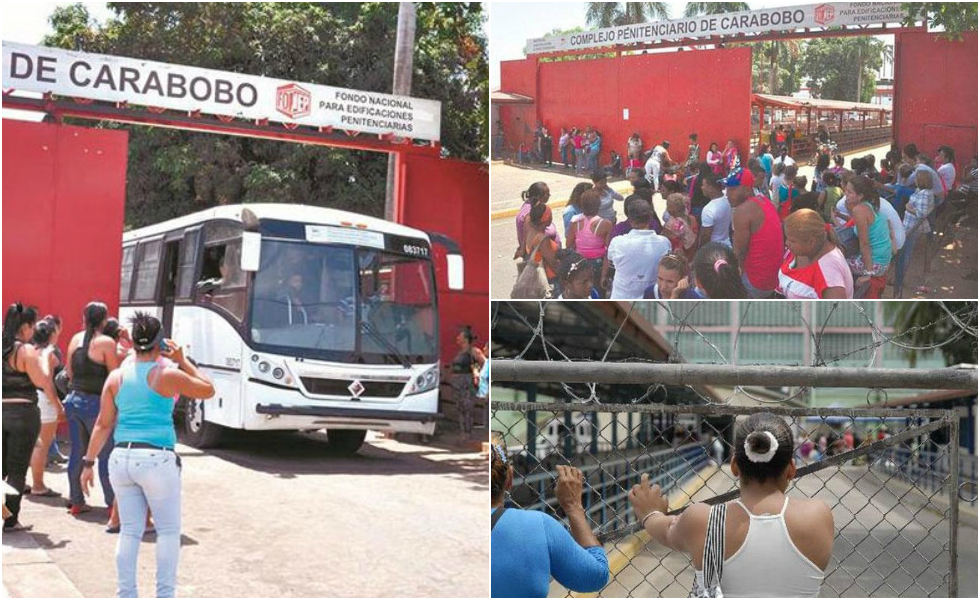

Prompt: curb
[2,530,83,598]
[569,463,721,599]
[491,181,635,221]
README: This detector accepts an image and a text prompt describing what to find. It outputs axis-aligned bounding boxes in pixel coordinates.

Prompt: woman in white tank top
[629,413,835,598]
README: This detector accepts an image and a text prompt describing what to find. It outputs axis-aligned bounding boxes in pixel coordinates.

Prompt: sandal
[3,521,33,532]
[31,487,61,497]
[69,503,92,516]
[106,524,120,534]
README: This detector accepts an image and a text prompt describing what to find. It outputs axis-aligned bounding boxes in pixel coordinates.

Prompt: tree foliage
[585,2,669,27]
[683,3,750,17]
[42,2,487,228]
[886,302,978,367]
[902,2,979,38]
[799,37,884,102]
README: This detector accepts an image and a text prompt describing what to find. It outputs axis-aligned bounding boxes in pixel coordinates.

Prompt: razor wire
[491,402,964,598]
[492,300,978,407]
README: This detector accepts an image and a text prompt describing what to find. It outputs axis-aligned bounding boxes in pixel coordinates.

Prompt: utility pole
[385,2,417,222]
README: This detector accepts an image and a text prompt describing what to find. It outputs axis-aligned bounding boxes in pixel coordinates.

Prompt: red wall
[398,154,489,364]
[894,31,978,172]
[2,120,128,350]
[498,47,753,166]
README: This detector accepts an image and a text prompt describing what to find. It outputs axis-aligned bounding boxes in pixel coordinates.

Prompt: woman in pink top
[566,189,612,260]
[778,209,853,299]
[706,142,723,175]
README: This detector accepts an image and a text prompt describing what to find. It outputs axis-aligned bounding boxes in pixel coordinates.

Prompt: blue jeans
[894,226,924,296]
[65,391,114,506]
[109,447,182,598]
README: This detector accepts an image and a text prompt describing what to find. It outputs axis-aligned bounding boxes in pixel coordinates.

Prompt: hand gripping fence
[492,402,963,597]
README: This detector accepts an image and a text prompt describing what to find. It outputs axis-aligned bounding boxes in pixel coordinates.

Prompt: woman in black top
[3,303,59,531]
[64,302,121,515]
[448,326,486,443]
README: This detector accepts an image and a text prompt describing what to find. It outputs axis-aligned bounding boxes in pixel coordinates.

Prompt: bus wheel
[325,430,367,455]
[181,397,225,449]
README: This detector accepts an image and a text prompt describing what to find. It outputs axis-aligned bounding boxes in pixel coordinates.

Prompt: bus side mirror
[446,254,464,291]
[241,232,261,272]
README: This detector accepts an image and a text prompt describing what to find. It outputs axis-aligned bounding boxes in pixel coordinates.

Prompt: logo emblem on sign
[814,4,836,26]
[348,380,365,398]
[275,83,312,119]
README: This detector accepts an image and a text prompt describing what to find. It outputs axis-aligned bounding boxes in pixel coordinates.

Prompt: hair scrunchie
[744,431,779,463]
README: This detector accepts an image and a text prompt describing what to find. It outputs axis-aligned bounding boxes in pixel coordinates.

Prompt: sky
[489,0,891,89]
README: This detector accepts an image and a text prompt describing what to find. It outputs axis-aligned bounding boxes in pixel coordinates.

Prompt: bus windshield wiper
[359,320,412,369]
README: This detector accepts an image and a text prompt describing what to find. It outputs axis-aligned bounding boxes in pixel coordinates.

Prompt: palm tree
[585,2,670,27]
[848,37,884,101]
[764,39,802,95]
[683,2,750,17]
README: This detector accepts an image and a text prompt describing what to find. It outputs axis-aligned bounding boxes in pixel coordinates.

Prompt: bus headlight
[407,365,439,395]
[250,355,296,388]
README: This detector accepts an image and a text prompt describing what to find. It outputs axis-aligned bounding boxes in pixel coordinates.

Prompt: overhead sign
[526,2,907,54]
[1,42,441,141]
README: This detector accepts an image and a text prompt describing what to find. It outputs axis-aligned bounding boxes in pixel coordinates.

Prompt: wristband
[641,509,664,528]
[82,458,96,468]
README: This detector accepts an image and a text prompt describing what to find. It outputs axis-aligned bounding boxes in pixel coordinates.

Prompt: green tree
[683,2,750,17]
[886,302,978,367]
[585,2,669,27]
[902,2,979,38]
[42,3,487,228]
[799,37,884,102]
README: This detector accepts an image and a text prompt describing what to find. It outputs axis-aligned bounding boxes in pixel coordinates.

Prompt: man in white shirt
[698,177,732,247]
[774,148,795,169]
[604,200,672,299]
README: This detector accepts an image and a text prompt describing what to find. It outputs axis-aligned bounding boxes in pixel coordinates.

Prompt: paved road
[4,431,488,598]
[549,464,977,598]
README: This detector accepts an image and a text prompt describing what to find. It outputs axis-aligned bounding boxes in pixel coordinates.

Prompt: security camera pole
[385,2,417,221]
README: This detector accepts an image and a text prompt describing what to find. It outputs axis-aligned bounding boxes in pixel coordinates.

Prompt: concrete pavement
[3,431,489,598]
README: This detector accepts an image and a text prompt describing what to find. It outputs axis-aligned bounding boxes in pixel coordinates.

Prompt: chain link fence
[492,402,961,597]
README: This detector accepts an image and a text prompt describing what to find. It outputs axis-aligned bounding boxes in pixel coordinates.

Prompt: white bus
[118,204,464,453]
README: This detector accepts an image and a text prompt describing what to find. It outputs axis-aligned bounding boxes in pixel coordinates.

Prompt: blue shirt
[491,508,609,598]
[113,361,178,448]
[477,360,489,398]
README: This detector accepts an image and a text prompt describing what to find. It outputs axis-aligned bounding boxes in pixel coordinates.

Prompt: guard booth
[2,41,489,437]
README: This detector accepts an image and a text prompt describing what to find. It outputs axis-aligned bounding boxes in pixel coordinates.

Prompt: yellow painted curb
[490,181,636,221]
[569,463,722,599]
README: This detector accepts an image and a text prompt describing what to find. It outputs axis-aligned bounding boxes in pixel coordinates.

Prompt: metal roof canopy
[753,93,892,114]
[491,301,720,404]
[490,91,534,104]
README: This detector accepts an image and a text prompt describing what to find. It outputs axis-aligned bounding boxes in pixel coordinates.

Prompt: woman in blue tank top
[490,433,609,597]
[80,312,215,598]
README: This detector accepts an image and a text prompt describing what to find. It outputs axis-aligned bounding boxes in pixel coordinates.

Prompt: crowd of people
[512,131,977,300]
[3,301,215,597]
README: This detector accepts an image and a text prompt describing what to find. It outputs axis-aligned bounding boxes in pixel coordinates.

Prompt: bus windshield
[249,239,438,365]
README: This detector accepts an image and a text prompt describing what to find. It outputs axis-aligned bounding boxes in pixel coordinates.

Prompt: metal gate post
[948,414,959,597]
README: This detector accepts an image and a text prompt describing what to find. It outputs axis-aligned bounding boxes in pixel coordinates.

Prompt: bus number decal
[403,244,429,257]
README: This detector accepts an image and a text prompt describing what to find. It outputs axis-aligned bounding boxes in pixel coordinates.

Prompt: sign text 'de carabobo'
[2,42,441,141]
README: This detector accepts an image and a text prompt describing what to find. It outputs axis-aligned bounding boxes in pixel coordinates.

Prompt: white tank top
[707,497,825,598]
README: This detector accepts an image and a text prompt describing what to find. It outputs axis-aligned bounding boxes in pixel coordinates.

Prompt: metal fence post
[948,415,959,598]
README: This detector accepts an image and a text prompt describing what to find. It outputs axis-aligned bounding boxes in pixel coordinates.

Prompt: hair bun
[744,431,779,463]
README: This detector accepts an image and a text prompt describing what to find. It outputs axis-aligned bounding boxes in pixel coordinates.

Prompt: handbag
[690,503,727,598]
[511,236,551,299]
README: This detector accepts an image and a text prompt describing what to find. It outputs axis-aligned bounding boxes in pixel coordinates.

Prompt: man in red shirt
[727,168,785,298]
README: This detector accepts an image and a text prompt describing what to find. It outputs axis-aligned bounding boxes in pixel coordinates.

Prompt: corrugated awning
[491,90,534,104]
[753,93,891,113]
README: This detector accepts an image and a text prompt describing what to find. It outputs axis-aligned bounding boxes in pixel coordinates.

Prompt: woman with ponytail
[3,303,59,531]
[64,301,121,515]
[693,242,747,299]
[490,432,609,597]
[779,209,854,299]
[629,413,834,597]
[515,182,556,253]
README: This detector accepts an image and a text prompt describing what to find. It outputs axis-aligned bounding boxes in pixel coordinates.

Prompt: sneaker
[69,504,92,516]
